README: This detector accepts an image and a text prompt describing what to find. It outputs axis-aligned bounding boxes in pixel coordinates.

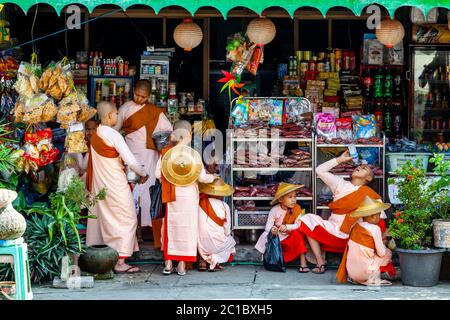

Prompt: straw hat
[270,182,304,206]
[161,145,202,187]
[350,196,391,218]
[199,178,235,197]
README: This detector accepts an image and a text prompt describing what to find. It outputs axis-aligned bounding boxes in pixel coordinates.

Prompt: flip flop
[298,266,311,273]
[311,264,326,274]
[367,279,392,287]
[114,266,141,274]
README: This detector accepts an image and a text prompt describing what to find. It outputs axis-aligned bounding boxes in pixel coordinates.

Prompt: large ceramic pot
[396,248,446,287]
[0,205,27,240]
[433,219,450,249]
[78,245,119,274]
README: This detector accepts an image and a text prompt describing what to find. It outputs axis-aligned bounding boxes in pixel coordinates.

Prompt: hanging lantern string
[31,4,39,58]
[1,7,123,56]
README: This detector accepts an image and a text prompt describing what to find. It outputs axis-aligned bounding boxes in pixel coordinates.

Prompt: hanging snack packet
[246,46,263,76]
[269,99,283,126]
[22,94,48,124]
[231,99,249,126]
[65,122,88,153]
[353,115,378,139]
[336,117,353,143]
[315,113,336,141]
[14,62,42,98]
[41,99,58,122]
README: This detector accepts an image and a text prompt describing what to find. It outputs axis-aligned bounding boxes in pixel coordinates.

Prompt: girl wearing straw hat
[336,196,393,286]
[255,183,309,273]
[197,179,237,271]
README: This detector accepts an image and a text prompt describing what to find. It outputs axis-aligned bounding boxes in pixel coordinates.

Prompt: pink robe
[114,101,173,227]
[346,222,392,285]
[155,152,215,260]
[255,204,302,254]
[86,125,146,257]
[198,198,236,269]
[301,158,386,239]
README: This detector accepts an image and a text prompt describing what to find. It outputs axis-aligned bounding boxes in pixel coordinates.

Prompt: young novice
[336,196,393,286]
[255,183,309,272]
[197,178,236,271]
[155,120,216,276]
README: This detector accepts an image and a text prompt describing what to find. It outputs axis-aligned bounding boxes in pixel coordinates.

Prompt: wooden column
[203,17,210,100]
[328,19,333,48]
[163,17,167,46]
[84,12,89,51]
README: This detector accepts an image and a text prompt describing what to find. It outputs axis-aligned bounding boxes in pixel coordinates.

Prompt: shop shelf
[233,197,313,201]
[318,174,384,179]
[233,167,312,171]
[422,130,450,133]
[316,144,383,148]
[317,206,330,210]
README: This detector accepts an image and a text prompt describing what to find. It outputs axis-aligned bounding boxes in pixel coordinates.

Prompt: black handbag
[263,232,286,272]
[149,180,165,220]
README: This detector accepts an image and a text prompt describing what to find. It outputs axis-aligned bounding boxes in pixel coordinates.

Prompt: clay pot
[0,204,27,240]
[78,245,119,274]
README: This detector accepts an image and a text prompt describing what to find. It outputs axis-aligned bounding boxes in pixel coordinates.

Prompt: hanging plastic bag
[22,93,48,124]
[263,232,286,272]
[65,122,88,153]
[150,179,165,220]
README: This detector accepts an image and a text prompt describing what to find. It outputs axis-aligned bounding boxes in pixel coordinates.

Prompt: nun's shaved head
[171,120,192,143]
[97,102,116,120]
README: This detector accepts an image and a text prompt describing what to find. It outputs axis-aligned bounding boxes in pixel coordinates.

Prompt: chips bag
[352,115,378,139]
[315,113,336,141]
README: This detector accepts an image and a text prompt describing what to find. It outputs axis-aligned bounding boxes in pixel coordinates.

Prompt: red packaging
[375,111,383,131]
[341,110,362,118]
[247,46,263,76]
[336,117,353,142]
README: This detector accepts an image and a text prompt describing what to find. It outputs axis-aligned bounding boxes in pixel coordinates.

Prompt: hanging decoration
[173,18,203,52]
[375,18,405,48]
[246,17,276,46]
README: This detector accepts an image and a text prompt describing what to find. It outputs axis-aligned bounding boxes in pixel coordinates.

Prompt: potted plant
[388,154,449,287]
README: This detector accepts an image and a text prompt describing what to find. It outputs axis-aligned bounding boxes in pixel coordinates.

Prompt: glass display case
[410,46,450,144]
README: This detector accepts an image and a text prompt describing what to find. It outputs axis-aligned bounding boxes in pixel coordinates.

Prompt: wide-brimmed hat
[270,182,304,206]
[161,145,202,187]
[199,178,235,197]
[350,196,391,218]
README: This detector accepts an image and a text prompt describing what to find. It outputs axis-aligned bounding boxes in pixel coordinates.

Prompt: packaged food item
[257,100,273,122]
[22,94,48,124]
[57,92,89,128]
[41,99,58,122]
[39,62,74,101]
[269,99,283,126]
[283,97,311,124]
[78,105,97,123]
[13,99,25,123]
[57,152,79,192]
[336,117,353,143]
[248,99,260,122]
[231,99,249,126]
[353,115,378,139]
[322,106,339,118]
[348,144,359,165]
[315,113,336,141]
[22,128,59,171]
[65,122,88,153]
[247,46,263,75]
[14,62,42,98]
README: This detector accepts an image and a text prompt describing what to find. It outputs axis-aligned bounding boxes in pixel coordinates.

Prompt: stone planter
[0,205,26,240]
[433,219,450,249]
[396,247,446,287]
[78,245,119,275]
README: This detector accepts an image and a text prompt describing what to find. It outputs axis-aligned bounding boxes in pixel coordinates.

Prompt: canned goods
[304,51,312,62]
[300,62,309,73]
[296,51,303,63]
[318,52,326,60]
[109,80,116,96]
[324,61,331,72]
[329,53,336,72]
[309,61,316,72]
[317,62,325,72]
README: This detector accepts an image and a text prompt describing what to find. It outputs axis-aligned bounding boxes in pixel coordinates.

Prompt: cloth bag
[149,180,165,220]
[263,232,286,272]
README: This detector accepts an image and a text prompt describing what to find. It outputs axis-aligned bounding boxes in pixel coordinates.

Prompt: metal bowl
[126,166,140,183]
[152,131,172,151]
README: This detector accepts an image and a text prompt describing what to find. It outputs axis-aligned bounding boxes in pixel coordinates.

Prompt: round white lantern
[173,18,203,51]
[246,17,276,46]
[376,18,405,48]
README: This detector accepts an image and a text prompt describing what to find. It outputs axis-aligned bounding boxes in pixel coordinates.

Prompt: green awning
[3,0,450,18]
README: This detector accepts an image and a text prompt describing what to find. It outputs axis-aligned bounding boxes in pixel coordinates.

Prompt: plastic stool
[0,237,33,300]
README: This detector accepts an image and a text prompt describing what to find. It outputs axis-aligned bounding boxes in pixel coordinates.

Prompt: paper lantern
[376,18,405,48]
[173,19,203,52]
[246,17,276,46]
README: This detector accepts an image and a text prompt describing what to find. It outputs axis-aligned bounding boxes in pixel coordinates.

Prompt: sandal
[198,260,208,272]
[367,279,392,287]
[312,264,326,274]
[208,264,224,272]
[113,266,141,274]
[298,266,311,273]
[163,261,175,275]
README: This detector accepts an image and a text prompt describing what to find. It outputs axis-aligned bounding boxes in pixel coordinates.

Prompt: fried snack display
[39,63,74,101]
[65,123,88,153]
[41,99,58,122]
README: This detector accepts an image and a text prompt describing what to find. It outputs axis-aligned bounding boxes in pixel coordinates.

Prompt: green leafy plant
[0,122,19,190]
[388,154,450,250]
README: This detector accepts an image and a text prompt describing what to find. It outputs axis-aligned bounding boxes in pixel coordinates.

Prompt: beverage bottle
[393,71,402,99]
[383,102,393,137]
[362,68,373,99]
[373,68,384,99]
[393,104,402,138]
[375,102,383,131]
[348,145,359,165]
[384,68,393,98]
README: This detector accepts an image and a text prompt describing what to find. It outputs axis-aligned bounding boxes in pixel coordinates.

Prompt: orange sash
[122,103,164,150]
[328,186,381,234]
[161,145,176,204]
[282,204,302,225]
[199,194,226,227]
[86,130,119,192]
[336,223,376,283]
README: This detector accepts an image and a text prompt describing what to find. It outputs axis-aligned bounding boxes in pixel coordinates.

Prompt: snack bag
[269,99,283,126]
[22,94,48,124]
[352,115,378,139]
[40,62,74,101]
[14,62,42,98]
[23,128,59,169]
[231,99,249,126]
[315,113,336,141]
[246,46,263,76]
[41,98,58,122]
[283,98,311,124]
[257,100,273,122]
[57,153,79,192]
[248,99,260,122]
[336,117,353,143]
[65,122,88,153]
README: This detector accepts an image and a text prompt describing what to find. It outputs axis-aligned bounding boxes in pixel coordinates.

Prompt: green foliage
[0,123,19,190]
[389,154,450,250]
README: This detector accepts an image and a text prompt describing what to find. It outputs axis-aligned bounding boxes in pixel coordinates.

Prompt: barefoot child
[255,183,309,272]
[155,120,216,276]
[336,196,393,286]
[197,178,236,271]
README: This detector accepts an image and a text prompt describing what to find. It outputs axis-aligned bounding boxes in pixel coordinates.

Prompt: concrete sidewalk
[32,264,450,300]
